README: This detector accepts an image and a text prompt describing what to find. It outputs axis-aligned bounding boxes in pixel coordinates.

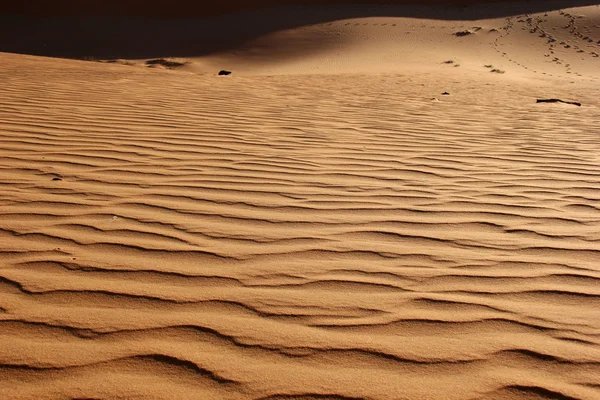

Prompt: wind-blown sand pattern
[1,3,600,400]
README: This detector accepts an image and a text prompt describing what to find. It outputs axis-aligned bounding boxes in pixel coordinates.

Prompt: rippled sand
[1,3,600,399]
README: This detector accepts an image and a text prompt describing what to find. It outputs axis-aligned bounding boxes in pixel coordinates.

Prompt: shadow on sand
[0,0,598,59]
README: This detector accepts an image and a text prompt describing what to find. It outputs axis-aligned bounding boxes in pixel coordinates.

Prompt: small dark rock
[218,70,232,76]
[455,30,473,37]
[441,92,450,95]
[536,98,581,106]
[145,58,187,68]
[52,177,62,181]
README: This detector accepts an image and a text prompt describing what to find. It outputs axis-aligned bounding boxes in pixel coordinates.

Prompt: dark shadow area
[2,0,599,18]
[1,0,598,59]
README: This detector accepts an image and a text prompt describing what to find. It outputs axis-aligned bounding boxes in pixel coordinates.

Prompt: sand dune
[1,1,600,399]
[3,0,597,17]
[2,1,599,60]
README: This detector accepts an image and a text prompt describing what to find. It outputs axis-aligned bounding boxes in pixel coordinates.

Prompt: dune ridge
[1,2,600,400]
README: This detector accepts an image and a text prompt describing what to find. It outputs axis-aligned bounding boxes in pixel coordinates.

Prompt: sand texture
[1,2,600,399]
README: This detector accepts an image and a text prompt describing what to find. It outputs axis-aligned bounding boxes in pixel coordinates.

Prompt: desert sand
[1,1,600,399]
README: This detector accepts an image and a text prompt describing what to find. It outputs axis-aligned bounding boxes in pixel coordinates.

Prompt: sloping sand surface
[1,3,600,400]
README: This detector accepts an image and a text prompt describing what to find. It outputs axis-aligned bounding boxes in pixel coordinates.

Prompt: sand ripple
[0,52,599,399]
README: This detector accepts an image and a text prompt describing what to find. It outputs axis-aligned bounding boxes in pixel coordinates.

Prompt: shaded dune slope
[1,49,599,399]
[2,1,600,59]
[4,0,599,17]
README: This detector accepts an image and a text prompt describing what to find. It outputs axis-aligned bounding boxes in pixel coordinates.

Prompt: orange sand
[1,2,599,399]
